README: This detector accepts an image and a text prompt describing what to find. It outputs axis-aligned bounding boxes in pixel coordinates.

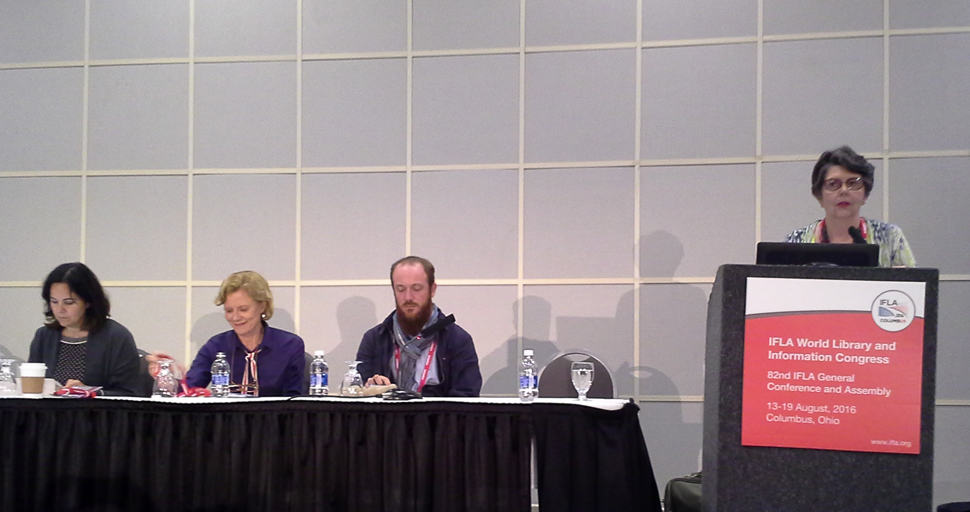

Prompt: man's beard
[397,300,433,336]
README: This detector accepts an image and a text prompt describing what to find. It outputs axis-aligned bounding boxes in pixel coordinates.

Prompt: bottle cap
[523,349,534,356]
[314,350,325,356]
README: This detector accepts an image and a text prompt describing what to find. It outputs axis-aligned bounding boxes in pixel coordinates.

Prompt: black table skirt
[0,398,661,512]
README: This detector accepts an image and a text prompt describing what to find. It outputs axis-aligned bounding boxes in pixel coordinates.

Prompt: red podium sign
[741,277,926,454]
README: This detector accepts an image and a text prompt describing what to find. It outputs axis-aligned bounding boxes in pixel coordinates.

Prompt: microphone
[848,226,866,244]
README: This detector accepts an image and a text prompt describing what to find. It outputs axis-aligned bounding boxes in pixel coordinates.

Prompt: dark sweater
[28,318,142,396]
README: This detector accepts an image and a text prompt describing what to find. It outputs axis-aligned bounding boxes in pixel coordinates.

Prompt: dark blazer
[28,318,143,396]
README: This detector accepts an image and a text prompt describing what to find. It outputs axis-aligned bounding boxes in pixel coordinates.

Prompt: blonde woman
[185,271,305,396]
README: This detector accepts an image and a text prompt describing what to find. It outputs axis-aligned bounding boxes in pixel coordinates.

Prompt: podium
[703,264,938,511]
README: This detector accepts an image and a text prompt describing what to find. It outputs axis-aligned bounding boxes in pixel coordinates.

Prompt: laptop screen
[756,242,879,267]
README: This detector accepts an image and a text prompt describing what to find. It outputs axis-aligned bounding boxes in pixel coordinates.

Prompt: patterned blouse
[54,335,88,385]
[785,218,917,268]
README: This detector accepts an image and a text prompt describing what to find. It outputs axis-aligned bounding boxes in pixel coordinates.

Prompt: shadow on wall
[483,230,706,475]
[482,296,559,395]
[331,295,379,358]
[634,230,706,475]
[482,230,705,400]
[613,230,708,396]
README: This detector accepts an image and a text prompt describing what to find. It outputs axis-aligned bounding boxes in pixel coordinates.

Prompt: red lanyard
[855,218,868,239]
[394,340,437,393]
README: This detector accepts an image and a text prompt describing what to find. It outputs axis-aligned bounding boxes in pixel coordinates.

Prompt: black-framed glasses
[822,177,865,191]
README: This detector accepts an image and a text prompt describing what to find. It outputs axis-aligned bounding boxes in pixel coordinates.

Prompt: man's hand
[367,374,391,386]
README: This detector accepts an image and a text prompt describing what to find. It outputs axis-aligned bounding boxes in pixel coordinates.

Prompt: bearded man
[356,256,482,397]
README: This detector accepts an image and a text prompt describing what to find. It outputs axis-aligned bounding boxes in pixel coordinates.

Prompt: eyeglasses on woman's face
[822,176,865,192]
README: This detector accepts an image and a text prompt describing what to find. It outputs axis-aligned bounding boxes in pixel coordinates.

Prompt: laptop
[756,242,879,267]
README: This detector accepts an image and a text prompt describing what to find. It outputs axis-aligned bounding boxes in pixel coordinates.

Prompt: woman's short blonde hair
[215,270,274,320]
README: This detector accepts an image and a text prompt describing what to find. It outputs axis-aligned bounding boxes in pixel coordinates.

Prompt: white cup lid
[19,362,47,377]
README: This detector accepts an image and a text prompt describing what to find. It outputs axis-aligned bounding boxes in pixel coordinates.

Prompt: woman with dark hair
[786,145,916,267]
[28,262,142,396]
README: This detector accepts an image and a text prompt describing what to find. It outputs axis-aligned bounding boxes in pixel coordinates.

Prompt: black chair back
[538,351,614,399]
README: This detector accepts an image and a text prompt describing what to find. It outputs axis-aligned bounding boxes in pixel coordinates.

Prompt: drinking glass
[570,361,594,401]
[340,361,364,397]
[0,359,16,395]
[152,359,179,397]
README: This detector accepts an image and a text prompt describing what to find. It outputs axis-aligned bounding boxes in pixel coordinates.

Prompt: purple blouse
[186,324,306,396]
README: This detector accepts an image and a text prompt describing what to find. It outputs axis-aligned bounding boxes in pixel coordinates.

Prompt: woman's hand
[144,353,163,377]
[144,353,183,379]
[366,374,391,386]
[64,379,85,388]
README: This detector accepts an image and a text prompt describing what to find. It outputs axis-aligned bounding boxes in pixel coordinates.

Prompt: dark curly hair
[811,145,875,199]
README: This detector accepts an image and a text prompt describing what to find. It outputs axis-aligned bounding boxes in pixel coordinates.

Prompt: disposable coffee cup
[19,363,47,394]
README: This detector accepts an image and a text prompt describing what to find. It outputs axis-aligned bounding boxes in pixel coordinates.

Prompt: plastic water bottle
[518,349,538,402]
[309,350,329,396]
[210,352,230,397]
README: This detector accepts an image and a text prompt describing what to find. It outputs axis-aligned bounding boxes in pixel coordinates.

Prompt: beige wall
[1,0,968,504]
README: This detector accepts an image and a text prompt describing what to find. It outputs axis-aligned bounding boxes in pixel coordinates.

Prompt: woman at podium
[785,145,916,268]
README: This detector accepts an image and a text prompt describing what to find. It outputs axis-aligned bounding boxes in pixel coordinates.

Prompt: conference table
[0,395,661,512]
